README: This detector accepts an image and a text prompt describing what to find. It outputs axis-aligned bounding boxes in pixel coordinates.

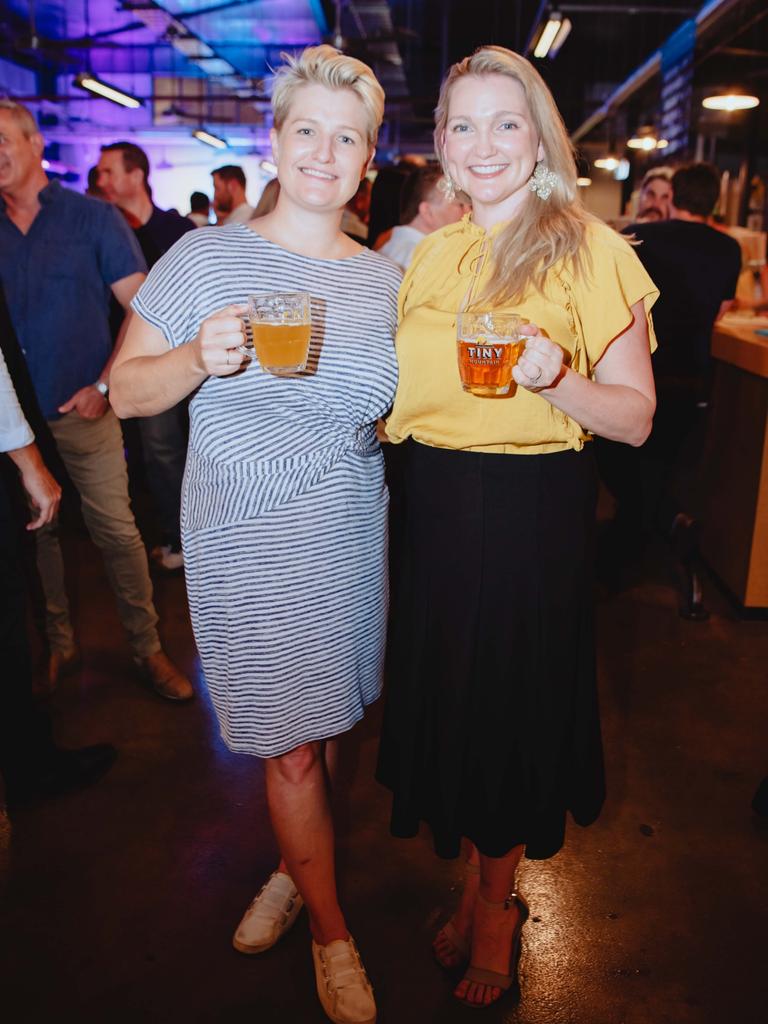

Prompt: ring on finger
[531,368,542,385]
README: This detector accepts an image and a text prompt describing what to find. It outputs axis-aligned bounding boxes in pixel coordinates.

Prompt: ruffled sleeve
[570,222,659,369]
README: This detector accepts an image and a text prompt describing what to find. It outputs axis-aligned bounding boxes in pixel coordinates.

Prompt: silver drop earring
[529,162,559,201]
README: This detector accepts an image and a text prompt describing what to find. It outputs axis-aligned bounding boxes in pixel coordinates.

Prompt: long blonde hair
[434,46,595,305]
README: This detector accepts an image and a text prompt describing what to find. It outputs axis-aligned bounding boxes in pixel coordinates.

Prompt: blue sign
[659,18,696,156]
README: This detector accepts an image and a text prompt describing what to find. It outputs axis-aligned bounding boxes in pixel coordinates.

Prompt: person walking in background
[378,164,467,270]
[598,162,742,617]
[97,141,196,572]
[211,164,254,224]
[111,46,399,1024]
[0,99,193,702]
[188,190,210,226]
[377,46,656,1010]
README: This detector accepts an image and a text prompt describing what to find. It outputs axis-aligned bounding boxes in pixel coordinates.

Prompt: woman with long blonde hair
[377,46,657,1009]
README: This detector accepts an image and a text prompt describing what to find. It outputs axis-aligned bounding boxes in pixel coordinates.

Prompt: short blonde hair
[0,98,40,139]
[434,46,595,305]
[271,45,385,148]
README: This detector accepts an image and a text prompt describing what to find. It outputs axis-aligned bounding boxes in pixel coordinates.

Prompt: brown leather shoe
[136,650,194,702]
[47,645,81,691]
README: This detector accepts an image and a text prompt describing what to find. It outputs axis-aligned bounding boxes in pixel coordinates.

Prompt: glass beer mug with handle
[456,311,524,397]
[245,291,312,375]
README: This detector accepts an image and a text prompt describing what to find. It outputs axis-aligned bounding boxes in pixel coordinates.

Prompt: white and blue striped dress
[132,225,401,756]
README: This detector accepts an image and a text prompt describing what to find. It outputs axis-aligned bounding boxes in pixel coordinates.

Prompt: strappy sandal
[433,860,479,971]
[455,890,529,1009]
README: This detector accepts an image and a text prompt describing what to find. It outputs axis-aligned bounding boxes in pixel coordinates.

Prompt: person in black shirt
[97,142,196,571]
[598,163,741,616]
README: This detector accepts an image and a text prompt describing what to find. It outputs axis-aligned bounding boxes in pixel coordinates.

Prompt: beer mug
[245,291,312,375]
[456,311,524,397]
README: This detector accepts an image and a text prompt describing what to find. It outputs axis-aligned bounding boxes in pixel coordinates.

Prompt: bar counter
[701,314,768,609]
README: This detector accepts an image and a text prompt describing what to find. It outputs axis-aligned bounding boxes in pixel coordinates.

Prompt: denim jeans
[137,400,188,549]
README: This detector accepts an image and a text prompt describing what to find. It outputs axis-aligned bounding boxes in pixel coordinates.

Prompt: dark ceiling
[0,0,766,155]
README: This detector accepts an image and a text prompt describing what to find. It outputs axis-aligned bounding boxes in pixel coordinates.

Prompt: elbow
[627,398,656,447]
[108,370,133,419]
[628,421,652,447]
[109,396,130,419]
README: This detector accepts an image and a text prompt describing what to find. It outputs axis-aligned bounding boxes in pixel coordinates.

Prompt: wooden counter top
[712,315,768,378]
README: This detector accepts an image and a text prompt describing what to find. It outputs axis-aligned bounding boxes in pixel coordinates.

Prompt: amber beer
[252,322,312,374]
[456,312,523,396]
[247,291,312,375]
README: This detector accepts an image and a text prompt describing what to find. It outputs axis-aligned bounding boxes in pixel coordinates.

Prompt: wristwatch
[94,380,109,397]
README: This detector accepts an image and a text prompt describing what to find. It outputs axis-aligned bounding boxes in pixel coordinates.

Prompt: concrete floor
[1,508,767,1024]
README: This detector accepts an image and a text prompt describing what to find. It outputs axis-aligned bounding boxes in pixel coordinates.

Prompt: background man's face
[97,150,141,205]
[638,178,672,221]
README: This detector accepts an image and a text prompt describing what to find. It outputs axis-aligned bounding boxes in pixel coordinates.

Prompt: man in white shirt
[212,165,255,225]
[378,165,467,270]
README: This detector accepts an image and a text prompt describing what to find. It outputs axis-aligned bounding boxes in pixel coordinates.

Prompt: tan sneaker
[312,936,376,1024]
[135,651,194,702]
[233,871,304,954]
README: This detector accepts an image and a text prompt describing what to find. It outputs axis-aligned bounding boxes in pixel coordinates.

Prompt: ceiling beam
[570,0,747,143]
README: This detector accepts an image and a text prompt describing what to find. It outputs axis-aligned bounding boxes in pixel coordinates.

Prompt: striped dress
[133,225,401,756]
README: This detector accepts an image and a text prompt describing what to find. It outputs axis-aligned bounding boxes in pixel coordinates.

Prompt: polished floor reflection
[1,510,766,1024]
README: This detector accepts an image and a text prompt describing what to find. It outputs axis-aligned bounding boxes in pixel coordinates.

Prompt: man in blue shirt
[97,141,196,572]
[0,99,193,701]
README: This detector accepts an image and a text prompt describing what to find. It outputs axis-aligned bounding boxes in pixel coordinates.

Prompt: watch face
[95,382,109,396]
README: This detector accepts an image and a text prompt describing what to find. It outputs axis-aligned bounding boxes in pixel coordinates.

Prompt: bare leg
[455,843,525,1007]
[277,739,338,876]
[265,740,348,945]
[433,839,481,967]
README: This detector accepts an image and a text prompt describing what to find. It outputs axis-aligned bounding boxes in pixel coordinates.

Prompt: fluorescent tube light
[533,14,570,59]
[73,73,142,109]
[171,38,215,60]
[192,129,228,149]
[548,17,572,57]
[192,58,237,77]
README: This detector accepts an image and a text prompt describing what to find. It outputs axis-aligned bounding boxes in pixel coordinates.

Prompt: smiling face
[441,73,542,225]
[270,83,374,216]
[0,109,45,197]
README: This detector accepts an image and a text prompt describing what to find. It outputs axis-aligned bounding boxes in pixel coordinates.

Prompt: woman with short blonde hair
[378,45,658,1010]
[112,44,397,1024]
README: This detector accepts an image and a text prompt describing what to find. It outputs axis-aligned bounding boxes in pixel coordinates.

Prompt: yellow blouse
[386,215,659,454]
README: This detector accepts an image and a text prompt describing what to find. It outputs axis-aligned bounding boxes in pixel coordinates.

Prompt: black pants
[0,471,54,792]
[597,382,707,536]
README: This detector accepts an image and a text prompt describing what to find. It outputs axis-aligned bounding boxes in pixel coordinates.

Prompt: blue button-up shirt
[0,180,147,419]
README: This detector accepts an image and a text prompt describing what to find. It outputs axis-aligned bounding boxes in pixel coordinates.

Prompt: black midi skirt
[376,440,605,860]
